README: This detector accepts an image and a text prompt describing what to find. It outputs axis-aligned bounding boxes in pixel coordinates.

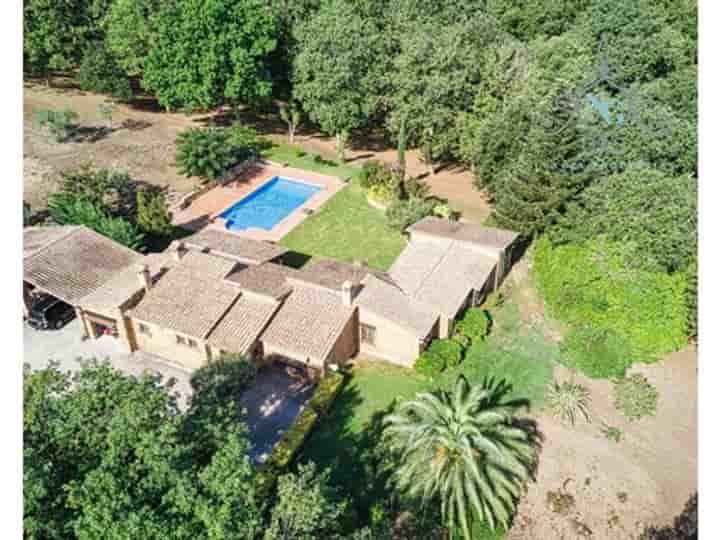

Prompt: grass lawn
[262,141,407,270]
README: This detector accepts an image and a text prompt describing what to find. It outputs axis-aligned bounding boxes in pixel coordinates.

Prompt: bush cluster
[136,188,174,238]
[306,371,345,415]
[455,308,491,343]
[358,160,395,190]
[613,374,658,421]
[415,338,463,378]
[533,236,688,362]
[560,326,633,379]
[34,108,79,142]
[367,183,396,205]
[386,197,435,231]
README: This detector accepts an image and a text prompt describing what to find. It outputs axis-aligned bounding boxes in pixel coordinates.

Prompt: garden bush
[416,338,464,377]
[415,350,446,378]
[78,44,132,101]
[455,308,491,343]
[136,188,173,237]
[403,177,430,199]
[533,236,688,361]
[358,160,394,189]
[386,197,435,231]
[613,374,658,421]
[34,108,78,142]
[59,166,135,219]
[366,183,396,205]
[306,371,345,415]
[48,192,144,250]
[560,326,634,379]
[228,121,261,160]
[175,127,237,182]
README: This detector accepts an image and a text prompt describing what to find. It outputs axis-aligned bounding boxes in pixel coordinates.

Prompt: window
[187,339,198,349]
[360,323,376,345]
[176,334,199,349]
[176,335,187,346]
[138,323,152,336]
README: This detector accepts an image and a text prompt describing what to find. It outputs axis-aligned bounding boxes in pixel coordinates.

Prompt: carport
[23,226,141,330]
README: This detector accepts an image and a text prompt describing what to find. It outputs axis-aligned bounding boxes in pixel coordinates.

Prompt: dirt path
[23,83,492,222]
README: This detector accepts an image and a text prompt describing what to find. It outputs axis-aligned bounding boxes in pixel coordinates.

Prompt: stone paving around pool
[172,160,346,242]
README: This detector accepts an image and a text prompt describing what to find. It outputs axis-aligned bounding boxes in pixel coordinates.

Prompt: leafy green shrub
[428,339,464,367]
[136,188,173,237]
[366,183,396,205]
[78,44,132,101]
[613,374,658,421]
[358,160,394,189]
[97,101,117,129]
[175,128,236,182]
[415,351,446,378]
[560,326,633,379]
[403,177,430,199]
[48,192,144,249]
[433,202,455,220]
[456,308,491,343]
[227,121,260,161]
[533,236,688,360]
[306,371,345,415]
[34,108,79,142]
[546,380,591,426]
[386,197,435,231]
[58,166,135,218]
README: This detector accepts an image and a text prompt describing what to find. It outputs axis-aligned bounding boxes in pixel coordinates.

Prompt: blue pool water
[219,176,323,231]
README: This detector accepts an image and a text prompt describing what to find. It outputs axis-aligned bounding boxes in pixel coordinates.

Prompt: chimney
[137,264,152,292]
[341,280,355,307]
[172,241,186,262]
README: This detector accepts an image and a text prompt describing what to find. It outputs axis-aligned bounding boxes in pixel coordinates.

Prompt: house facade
[24,219,518,374]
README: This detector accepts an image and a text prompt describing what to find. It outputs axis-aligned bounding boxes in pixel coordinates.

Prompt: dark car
[27,293,76,330]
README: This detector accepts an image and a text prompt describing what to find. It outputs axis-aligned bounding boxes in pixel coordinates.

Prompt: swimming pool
[219,176,323,231]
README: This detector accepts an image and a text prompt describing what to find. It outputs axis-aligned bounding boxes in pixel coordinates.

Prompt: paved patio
[172,160,346,242]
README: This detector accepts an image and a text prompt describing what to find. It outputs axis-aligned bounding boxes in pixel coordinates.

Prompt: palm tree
[383,376,535,539]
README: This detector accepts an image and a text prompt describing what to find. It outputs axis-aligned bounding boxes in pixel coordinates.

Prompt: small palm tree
[546,380,591,426]
[383,376,534,539]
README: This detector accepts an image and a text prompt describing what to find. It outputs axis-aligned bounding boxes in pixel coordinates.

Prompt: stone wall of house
[325,309,359,367]
[129,318,207,370]
[358,310,437,368]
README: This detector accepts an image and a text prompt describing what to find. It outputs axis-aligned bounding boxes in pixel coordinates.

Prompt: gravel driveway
[24,319,313,462]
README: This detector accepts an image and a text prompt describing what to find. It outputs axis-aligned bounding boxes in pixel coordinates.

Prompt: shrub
[533,236,688,361]
[455,308,491,343]
[175,128,236,182]
[78,44,132,101]
[227,121,260,161]
[403,177,430,199]
[35,108,78,142]
[546,380,591,426]
[358,160,394,189]
[613,374,658,421]
[136,188,173,237]
[48,192,144,250]
[560,326,634,379]
[367,183,396,205]
[433,202,455,220]
[386,197,435,231]
[97,101,116,129]
[428,339,464,367]
[415,351,446,378]
[306,371,345,416]
[58,166,135,219]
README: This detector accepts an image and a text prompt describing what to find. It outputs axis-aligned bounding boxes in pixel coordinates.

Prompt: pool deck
[172,161,346,242]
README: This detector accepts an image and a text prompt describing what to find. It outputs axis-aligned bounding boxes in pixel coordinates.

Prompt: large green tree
[292,0,383,162]
[105,0,165,78]
[24,360,262,540]
[383,376,535,539]
[143,0,279,111]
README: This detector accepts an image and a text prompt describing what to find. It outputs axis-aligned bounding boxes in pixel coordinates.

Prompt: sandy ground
[23,82,491,222]
[505,265,697,539]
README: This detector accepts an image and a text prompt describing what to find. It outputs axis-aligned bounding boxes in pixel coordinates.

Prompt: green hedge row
[256,371,345,498]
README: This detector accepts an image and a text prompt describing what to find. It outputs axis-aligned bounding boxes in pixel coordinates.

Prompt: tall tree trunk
[336,131,347,163]
[397,114,407,182]
[288,123,295,144]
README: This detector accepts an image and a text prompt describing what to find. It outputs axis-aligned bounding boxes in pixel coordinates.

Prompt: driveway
[24,320,313,463]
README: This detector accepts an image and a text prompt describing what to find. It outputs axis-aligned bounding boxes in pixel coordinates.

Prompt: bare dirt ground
[23,81,491,222]
[506,268,698,540]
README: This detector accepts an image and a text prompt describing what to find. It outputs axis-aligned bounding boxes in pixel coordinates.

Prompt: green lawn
[262,142,407,271]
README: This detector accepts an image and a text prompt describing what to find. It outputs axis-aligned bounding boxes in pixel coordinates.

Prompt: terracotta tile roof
[292,258,373,291]
[407,217,519,251]
[355,274,438,338]
[223,262,300,299]
[261,284,355,365]
[129,251,240,339]
[78,253,176,314]
[184,228,287,264]
[23,226,141,305]
[390,240,497,317]
[206,294,280,354]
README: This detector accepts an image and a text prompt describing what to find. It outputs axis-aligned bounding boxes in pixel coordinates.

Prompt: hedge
[256,371,345,498]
